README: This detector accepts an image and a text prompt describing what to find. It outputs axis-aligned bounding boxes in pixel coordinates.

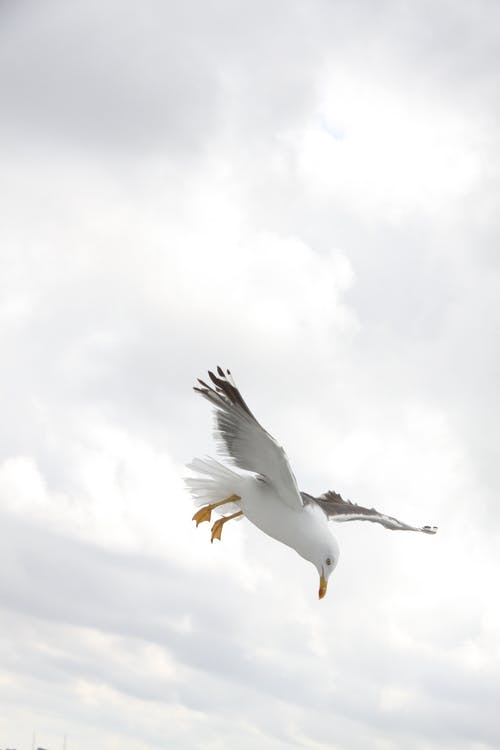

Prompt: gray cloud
[2,508,499,749]
[0,0,325,154]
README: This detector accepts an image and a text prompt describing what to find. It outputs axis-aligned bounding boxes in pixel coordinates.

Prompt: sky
[1,1,500,748]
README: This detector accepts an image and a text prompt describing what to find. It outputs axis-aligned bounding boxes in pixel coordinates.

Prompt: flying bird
[186,367,437,599]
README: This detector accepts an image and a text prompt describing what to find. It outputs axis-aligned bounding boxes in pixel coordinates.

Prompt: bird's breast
[240,478,325,556]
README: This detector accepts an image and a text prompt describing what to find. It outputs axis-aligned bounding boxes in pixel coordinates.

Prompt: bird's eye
[326,558,332,566]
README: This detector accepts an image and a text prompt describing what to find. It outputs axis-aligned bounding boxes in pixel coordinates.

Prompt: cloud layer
[1,1,500,749]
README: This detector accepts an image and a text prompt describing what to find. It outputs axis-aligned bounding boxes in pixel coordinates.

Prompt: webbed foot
[192,506,213,526]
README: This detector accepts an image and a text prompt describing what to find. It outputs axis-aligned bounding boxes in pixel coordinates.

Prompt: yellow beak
[318,569,328,600]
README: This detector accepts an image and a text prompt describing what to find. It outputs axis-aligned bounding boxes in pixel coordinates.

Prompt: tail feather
[184,457,243,516]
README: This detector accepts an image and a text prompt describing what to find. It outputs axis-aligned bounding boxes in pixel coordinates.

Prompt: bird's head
[313,539,340,600]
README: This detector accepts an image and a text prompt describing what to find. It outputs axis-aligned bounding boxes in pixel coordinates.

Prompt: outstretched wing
[194,367,303,509]
[301,490,438,534]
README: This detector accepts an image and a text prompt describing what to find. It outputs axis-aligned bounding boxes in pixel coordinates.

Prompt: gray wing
[194,367,303,510]
[301,490,438,534]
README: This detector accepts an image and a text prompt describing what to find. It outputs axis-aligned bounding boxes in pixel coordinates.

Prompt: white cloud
[291,72,485,221]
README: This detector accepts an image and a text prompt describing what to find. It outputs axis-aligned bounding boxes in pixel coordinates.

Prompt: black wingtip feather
[194,366,258,421]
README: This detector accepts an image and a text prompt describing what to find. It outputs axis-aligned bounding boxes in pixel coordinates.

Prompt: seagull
[186,367,437,599]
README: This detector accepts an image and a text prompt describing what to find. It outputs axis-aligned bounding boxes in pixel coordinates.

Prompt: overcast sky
[1,1,500,748]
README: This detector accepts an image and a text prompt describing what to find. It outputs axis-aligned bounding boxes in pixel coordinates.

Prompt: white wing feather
[195,368,303,510]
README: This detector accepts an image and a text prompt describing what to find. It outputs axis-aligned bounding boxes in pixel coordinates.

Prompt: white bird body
[239,478,338,565]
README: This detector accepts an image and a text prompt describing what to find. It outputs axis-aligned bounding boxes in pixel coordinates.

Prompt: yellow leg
[211,511,243,543]
[192,494,240,526]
